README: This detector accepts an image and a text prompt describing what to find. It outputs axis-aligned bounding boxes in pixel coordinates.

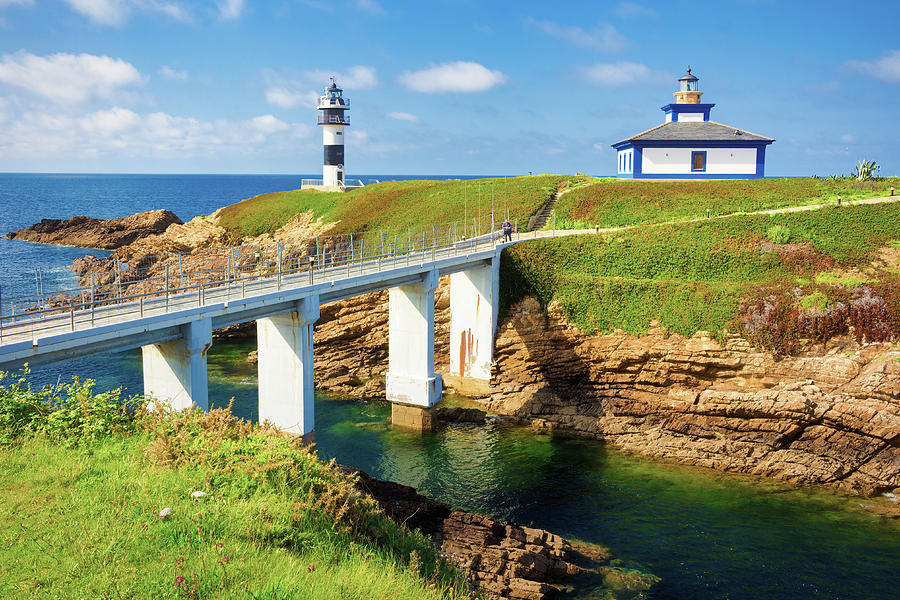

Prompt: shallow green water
[25,341,900,599]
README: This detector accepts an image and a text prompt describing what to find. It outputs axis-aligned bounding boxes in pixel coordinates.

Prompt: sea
[1,172,899,599]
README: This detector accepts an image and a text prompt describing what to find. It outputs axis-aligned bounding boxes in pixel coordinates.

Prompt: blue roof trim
[661,103,715,122]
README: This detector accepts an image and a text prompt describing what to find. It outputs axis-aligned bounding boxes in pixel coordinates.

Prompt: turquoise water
[20,341,899,600]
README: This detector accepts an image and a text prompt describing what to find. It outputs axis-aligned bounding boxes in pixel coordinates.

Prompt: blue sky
[0,0,898,176]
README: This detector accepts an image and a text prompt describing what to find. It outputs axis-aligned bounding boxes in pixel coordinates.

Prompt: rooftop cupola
[674,67,703,104]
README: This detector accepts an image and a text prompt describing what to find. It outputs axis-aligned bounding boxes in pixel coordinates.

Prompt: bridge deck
[0,234,513,370]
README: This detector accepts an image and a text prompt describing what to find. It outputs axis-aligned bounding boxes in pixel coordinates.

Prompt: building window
[691,151,707,172]
[627,153,631,172]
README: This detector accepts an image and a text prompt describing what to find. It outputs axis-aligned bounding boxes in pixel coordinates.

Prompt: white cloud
[525,17,627,52]
[0,106,311,159]
[264,87,319,109]
[216,0,244,20]
[0,0,34,6]
[62,0,189,26]
[248,114,289,134]
[305,65,378,89]
[614,2,657,18]
[263,65,377,109]
[355,0,383,15]
[844,49,900,83]
[158,65,188,80]
[576,61,668,86]
[398,61,507,93]
[840,134,855,143]
[0,51,144,103]
[387,111,418,122]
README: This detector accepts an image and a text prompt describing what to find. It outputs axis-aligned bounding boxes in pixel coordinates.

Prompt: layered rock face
[351,468,656,599]
[487,297,900,495]
[6,210,182,249]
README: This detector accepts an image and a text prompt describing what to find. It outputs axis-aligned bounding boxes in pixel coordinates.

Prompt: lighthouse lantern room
[318,78,349,188]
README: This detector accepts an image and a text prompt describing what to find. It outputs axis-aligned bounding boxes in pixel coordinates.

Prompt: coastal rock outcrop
[6,210,182,249]
[486,297,900,495]
[351,468,657,599]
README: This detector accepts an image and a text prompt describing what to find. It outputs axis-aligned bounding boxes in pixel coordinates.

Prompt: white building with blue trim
[612,68,774,179]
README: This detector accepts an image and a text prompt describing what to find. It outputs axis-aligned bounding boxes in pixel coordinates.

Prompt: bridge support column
[143,318,212,412]
[387,269,441,431]
[447,252,500,396]
[257,295,319,442]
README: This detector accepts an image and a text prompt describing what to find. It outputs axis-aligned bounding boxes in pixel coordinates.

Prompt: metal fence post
[90,273,95,325]
[277,243,283,290]
[309,256,315,285]
[70,299,75,331]
[165,265,170,311]
[178,253,184,288]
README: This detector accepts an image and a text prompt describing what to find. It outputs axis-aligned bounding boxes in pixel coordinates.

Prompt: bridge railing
[0,217,520,343]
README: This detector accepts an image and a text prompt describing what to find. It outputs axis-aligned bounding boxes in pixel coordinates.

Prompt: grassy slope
[217,175,588,242]
[553,177,900,230]
[502,201,900,338]
[0,379,468,600]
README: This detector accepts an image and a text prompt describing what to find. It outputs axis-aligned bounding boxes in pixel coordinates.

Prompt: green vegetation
[218,175,587,243]
[501,202,900,352]
[796,291,830,311]
[815,272,870,287]
[766,225,791,245]
[552,177,900,230]
[0,374,472,599]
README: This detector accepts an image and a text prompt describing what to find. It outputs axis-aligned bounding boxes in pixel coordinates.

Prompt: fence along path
[0,218,509,347]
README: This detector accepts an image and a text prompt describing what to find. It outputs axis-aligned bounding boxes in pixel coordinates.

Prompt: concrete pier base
[391,403,435,432]
[142,318,212,412]
[386,269,442,408]
[449,253,500,392]
[257,296,320,437]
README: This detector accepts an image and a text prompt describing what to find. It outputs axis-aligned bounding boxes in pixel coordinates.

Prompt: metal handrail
[0,217,521,344]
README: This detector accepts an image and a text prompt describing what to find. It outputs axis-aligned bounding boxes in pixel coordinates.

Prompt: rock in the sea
[435,407,486,423]
[7,209,182,249]
[348,467,646,600]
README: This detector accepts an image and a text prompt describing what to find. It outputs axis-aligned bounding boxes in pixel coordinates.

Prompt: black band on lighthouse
[324,145,344,166]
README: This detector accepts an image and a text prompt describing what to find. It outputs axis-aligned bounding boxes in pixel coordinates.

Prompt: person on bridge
[502,219,513,242]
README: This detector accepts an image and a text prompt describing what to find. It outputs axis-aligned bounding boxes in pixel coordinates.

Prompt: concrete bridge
[0,229,512,437]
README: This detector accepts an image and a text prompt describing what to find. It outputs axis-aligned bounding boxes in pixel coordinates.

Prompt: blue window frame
[691,151,707,172]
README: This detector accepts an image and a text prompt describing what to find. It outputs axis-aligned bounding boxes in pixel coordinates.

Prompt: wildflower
[307,565,315,572]
[158,507,174,519]
[190,491,207,499]
[216,542,223,548]
[176,557,184,564]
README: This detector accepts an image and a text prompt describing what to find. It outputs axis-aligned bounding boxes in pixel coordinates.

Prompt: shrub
[767,225,791,244]
[0,369,144,445]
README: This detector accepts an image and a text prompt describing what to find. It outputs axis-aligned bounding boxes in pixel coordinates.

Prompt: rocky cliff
[302,289,900,496]
[6,210,182,248]
[351,467,658,599]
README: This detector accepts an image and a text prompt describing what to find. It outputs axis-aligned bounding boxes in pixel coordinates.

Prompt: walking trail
[514,193,900,243]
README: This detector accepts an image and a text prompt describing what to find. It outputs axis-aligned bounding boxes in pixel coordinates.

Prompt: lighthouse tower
[317,78,349,188]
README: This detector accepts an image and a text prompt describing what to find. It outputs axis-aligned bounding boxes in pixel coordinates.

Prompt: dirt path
[515,194,900,242]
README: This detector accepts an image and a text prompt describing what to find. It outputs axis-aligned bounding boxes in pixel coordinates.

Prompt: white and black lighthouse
[318,78,349,188]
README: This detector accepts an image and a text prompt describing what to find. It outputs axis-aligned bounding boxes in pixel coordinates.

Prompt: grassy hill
[217,175,588,243]
[553,177,900,230]
[502,200,900,354]
[0,376,471,599]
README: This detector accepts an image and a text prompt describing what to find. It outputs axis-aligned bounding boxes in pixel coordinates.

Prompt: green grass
[501,201,900,338]
[815,272,870,287]
[217,190,342,241]
[0,376,471,599]
[553,177,900,230]
[217,175,588,243]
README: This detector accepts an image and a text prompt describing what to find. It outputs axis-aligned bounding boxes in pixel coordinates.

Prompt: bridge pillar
[387,269,441,430]
[447,251,500,396]
[142,317,212,412]
[257,295,320,442]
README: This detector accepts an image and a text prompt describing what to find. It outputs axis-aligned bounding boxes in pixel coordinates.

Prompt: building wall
[641,147,758,175]
[322,126,344,145]
[676,112,705,122]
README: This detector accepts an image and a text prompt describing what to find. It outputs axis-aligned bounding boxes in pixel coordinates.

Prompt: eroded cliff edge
[303,284,900,497]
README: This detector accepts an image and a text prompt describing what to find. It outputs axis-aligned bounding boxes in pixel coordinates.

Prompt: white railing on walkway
[0,218,521,345]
